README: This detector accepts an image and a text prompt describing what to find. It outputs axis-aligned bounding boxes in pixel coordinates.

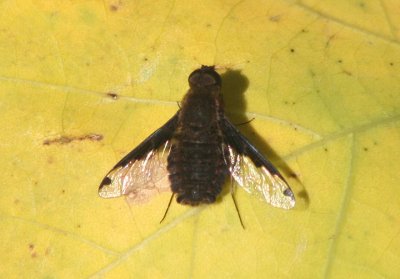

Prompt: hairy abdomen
[167,93,228,205]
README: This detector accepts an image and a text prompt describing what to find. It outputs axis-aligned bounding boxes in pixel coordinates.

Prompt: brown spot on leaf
[29,243,38,258]
[106,92,119,100]
[284,100,296,105]
[43,134,103,146]
[109,1,122,11]
[47,156,54,164]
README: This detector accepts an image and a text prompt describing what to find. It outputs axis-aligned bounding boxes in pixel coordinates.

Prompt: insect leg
[230,174,245,229]
[160,193,175,223]
[225,146,245,229]
[234,117,255,126]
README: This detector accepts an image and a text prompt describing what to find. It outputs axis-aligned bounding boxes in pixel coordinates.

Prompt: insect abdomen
[167,89,228,205]
[167,136,227,205]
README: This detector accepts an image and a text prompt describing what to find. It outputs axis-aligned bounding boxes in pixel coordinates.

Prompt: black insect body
[168,69,228,205]
[99,66,295,222]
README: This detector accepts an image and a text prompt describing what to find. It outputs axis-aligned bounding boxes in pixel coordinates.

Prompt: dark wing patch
[99,113,178,203]
[98,141,172,203]
[222,117,295,209]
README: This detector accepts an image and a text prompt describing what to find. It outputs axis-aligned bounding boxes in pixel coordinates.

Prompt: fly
[99,65,295,227]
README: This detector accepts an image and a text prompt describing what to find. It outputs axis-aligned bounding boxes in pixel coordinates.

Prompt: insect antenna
[160,193,175,223]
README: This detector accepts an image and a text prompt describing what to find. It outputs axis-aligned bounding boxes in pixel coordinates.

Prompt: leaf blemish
[47,156,54,164]
[28,243,37,258]
[110,5,118,11]
[43,134,103,146]
[106,92,119,100]
[284,100,296,105]
[109,1,122,12]
[269,15,281,22]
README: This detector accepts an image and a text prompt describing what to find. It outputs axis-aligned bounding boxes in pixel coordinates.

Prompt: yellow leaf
[1,1,399,278]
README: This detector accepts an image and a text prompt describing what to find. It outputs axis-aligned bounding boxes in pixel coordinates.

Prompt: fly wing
[98,113,178,203]
[222,117,295,209]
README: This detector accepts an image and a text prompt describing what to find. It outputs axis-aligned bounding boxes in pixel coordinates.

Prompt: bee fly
[99,65,295,226]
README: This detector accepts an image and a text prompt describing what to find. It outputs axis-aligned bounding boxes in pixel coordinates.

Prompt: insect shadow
[220,69,308,207]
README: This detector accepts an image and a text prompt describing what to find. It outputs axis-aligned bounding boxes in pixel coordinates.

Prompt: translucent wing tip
[269,174,295,209]
[98,175,122,198]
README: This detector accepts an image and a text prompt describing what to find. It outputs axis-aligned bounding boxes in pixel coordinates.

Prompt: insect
[99,65,295,226]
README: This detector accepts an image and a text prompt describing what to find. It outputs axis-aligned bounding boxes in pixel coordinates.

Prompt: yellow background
[1,0,399,278]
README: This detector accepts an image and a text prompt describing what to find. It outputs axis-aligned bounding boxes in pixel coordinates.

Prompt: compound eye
[188,66,221,87]
[189,72,217,87]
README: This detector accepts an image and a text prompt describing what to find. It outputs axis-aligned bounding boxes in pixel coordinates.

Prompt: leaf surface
[1,1,399,278]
